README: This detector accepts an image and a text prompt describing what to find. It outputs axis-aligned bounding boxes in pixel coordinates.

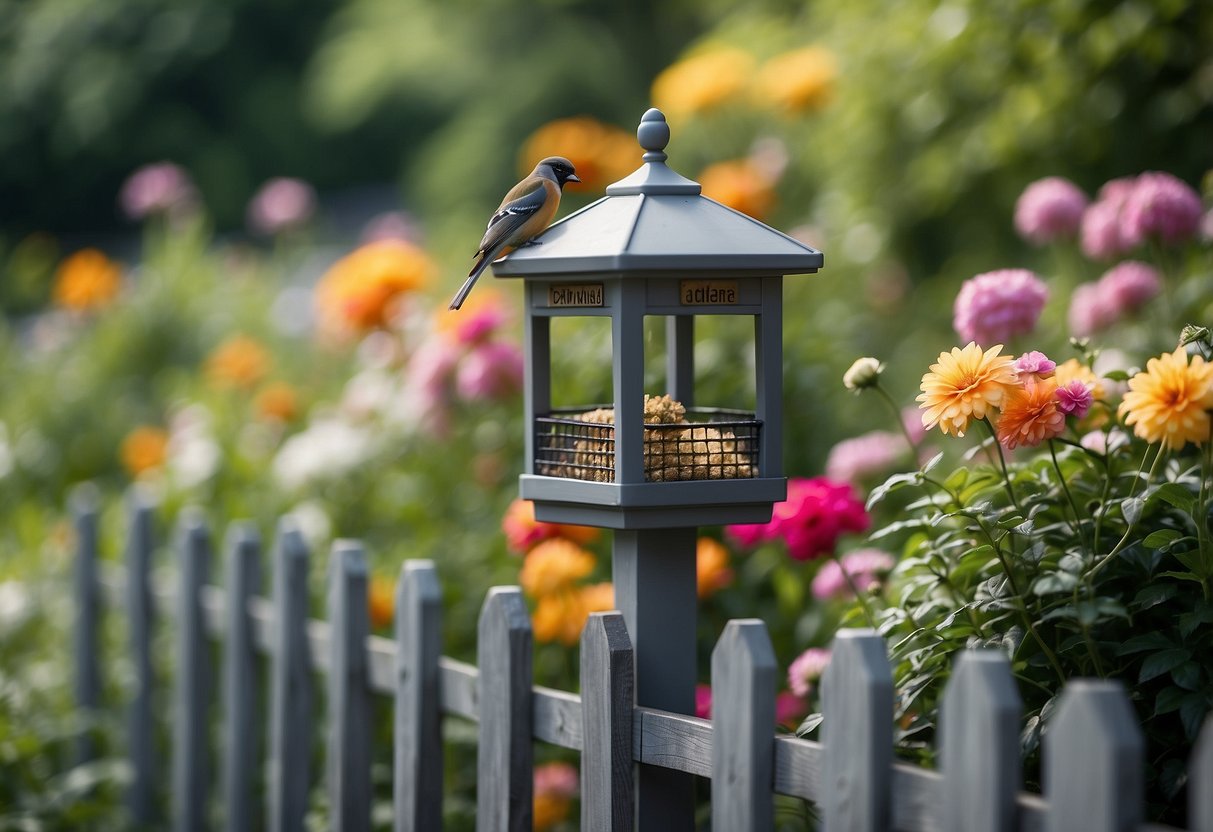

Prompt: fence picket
[395,560,443,832]
[939,650,1021,832]
[126,486,158,826]
[71,484,102,764]
[1194,716,1213,832]
[222,523,261,832]
[821,629,893,832]
[172,511,212,832]
[476,587,533,832]
[711,619,776,831]
[268,520,313,832]
[580,611,633,831]
[328,541,372,832]
[1045,680,1143,832]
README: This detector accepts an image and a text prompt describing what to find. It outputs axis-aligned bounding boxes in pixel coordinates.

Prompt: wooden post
[71,483,102,765]
[580,611,634,831]
[666,316,694,408]
[821,629,892,832]
[612,527,698,831]
[1193,715,1213,832]
[395,560,443,832]
[327,540,372,832]
[221,523,261,832]
[711,619,776,831]
[267,519,313,832]
[939,650,1021,832]
[126,486,158,826]
[1045,680,1143,832]
[476,587,533,832]
[172,510,212,832]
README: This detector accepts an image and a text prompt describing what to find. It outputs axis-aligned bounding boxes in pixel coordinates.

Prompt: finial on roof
[637,108,670,163]
[606,108,700,196]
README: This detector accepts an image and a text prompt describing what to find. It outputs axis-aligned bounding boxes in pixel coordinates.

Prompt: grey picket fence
[70,485,1213,831]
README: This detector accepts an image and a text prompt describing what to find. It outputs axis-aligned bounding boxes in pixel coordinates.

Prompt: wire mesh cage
[535,406,761,483]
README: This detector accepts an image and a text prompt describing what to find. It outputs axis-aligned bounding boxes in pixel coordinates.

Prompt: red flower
[727,477,869,561]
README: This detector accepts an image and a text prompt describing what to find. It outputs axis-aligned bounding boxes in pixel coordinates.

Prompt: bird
[449,156,579,310]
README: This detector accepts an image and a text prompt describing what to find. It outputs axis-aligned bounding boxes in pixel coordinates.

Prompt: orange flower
[699,160,776,220]
[1054,359,1106,402]
[755,46,837,114]
[532,591,585,645]
[652,47,755,118]
[533,762,578,830]
[315,240,433,334]
[520,538,596,597]
[533,794,571,831]
[1119,347,1213,450]
[502,498,599,554]
[368,575,395,629]
[917,343,1019,437]
[996,378,1066,450]
[696,537,733,598]
[255,382,299,423]
[580,581,614,615]
[52,249,122,311]
[520,116,637,190]
[206,335,271,390]
[121,426,169,476]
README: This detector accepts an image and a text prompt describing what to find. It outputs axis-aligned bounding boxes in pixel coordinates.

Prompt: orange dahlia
[315,240,433,334]
[996,378,1066,450]
[53,249,122,311]
[696,536,733,598]
[120,426,169,476]
[1119,347,1213,450]
[519,538,596,598]
[652,47,754,118]
[699,159,777,220]
[754,46,838,114]
[917,343,1019,437]
[206,335,271,390]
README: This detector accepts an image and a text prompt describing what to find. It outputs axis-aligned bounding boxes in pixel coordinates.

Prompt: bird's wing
[476,184,547,253]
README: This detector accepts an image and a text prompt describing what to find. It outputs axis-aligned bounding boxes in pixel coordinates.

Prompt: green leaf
[1153,686,1187,716]
[1117,632,1174,655]
[1179,695,1210,740]
[1122,496,1144,526]
[1102,370,1130,382]
[1139,648,1192,683]
[1032,572,1078,595]
[1156,570,1206,584]
[1150,482,1196,513]
[796,712,824,737]
[920,451,944,475]
[1171,661,1202,691]
[1143,529,1183,548]
[866,471,922,509]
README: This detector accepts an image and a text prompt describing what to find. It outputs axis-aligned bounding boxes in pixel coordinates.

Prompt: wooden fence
[70,486,1213,831]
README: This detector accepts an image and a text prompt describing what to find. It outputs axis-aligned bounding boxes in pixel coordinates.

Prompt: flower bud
[843,357,884,392]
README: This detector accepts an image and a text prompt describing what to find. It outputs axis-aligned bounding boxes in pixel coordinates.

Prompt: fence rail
[71,486,1213,831]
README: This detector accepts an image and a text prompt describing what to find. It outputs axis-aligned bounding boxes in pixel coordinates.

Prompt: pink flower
[901,406,927,446]
[953,269,1048,346]
[1080,198,1130,261]
[1119,172,1203,247]
[360,211,423,244]
[1055,380,1093,419]
[534,762,579,798]
[1098,177,1138,204]
[1014,351,1056,378]
[1098,261,1161,315]
[119,162,199,220]
[728,477,869,561]
[1013,177,1088,244]
[825,431,903,482]
[695,684,712,719]
[451,304,510,346]
[1067,282,1115,337]
[811,549,896,600]
[776,692,808,729]
[788,647,832,698]
[247,177,317,235]
[455,341,524,401]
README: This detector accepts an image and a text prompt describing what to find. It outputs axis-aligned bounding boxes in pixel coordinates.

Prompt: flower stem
[831,549,879,629]
[1049,440,1087,551]
[1089,444,1165,580]
[982,418,1022,513]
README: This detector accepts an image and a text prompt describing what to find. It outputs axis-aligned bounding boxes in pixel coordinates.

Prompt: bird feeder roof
[491,109,824,279]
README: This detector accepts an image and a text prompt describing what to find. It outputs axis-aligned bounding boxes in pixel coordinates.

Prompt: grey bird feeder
[492,107,823,828]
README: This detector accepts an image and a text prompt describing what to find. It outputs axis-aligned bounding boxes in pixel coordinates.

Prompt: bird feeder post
[488,107,823,831]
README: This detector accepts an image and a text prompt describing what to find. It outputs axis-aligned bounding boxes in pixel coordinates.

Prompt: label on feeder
[548,283,604,307]
[680,280,739,306]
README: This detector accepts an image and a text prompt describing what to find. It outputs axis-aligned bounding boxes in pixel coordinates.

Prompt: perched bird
[449,156,579,310]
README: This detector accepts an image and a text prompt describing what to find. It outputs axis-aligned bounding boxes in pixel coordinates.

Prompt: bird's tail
[449,252,491,310]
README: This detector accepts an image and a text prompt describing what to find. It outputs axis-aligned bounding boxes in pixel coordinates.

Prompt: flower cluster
[952,269,1048,347]
[726,476,869,561]
[1068,261,1162,337]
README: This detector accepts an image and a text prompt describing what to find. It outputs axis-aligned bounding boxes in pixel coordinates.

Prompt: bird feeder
[491,108,823,828]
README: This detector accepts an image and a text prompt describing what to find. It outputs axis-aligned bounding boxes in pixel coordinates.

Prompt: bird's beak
[567,174,581,184]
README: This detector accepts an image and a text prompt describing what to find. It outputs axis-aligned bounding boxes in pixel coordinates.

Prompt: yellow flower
[996,379,1066,450]
[368,575,395,630]
[755,46,837,114]
[255,381,300,423]
[1119,347,1213,450]
[520,116,637,190]
[652,47,754,118]
[519,538,596,598]
[917,343,1019,437]
[315,240,433,334]
[1054,359,1106,401]
[121,426,168,476]
[52,249,122,311]
[696,537,733,598]
[206,335,271,390]
[699,160,776,220]
[579,581,614,615]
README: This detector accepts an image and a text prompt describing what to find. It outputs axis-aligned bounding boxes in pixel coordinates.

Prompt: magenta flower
[1055,380,1093,419]
[1120,172,1203,247]
[247,177,317,236]
[451,303,510,346]
[953,269,1048,346]
[811,549,895,600]
[1099,260,1161,315]
[727,477,869,561]
[119,162,199,220]
[825,431,903,483]
[1013,177,1088,244]
[695,684,712,719]
[1080,199,1129,261]
[788,647,832,698]
[455,341,524,401]
[1067,282,1115,337]
[1014,351,1056,378]
[776,692,808,729]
